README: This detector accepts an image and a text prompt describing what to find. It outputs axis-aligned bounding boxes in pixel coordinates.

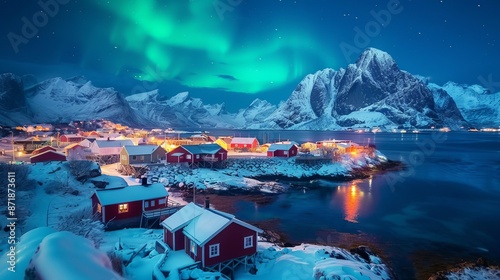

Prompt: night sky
[1,0,498,111]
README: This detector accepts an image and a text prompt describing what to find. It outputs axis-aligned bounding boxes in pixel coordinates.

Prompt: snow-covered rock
[241,243,392,280]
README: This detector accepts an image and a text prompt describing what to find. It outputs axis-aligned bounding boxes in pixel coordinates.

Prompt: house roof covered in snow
[230,137,257,144]
[94,183,168,206]
[267,143,295,152]
[161,202,262,246]
[122,145,161,156]
[160,202,206,232]
[63,143,84,151]
[181,144,225,155]
[94,139,134,148]
[29,150,66,159]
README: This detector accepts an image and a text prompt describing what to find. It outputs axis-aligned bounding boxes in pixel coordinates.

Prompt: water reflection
[333,181,369,223]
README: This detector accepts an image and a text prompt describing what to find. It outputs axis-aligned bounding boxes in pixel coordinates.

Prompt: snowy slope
[429,82,500,127]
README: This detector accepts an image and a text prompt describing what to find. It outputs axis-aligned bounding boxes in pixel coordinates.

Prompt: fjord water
[215,130,500,278]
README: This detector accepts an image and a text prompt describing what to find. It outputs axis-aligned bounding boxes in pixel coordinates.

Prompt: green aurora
[88,0,336,93]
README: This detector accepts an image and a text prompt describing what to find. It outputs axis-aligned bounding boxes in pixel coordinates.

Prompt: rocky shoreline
[148,151,402,195]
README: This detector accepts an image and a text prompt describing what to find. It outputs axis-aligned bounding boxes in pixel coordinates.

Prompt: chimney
[205,197,210,209]
[141,177,148,186]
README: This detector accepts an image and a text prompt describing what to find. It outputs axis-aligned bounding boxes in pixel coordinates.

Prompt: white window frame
[190,240,197,255]
[209,244,220,258]
[186,154,192,160]
[244,236,253,249]
[151,200,155,207]
[144,201,149,208]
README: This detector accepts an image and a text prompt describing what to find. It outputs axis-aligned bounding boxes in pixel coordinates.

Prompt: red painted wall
[165,229,186,251]
[103,200,143,222]
[30,151,66,163]
[144,198,167,211]
[267,146,298,158]
[166,146,191,163]
[60,135,85,142]
[184,238,203,263]
[229,139,258,150]
[202,222,258,267]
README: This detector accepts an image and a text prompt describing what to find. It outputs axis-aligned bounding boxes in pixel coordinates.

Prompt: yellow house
[215,137,232,151]
[300,142,318,151]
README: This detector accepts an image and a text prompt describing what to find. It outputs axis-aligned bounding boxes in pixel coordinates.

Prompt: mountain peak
[355,48,396,70]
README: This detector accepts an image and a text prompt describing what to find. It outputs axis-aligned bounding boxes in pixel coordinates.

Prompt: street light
[11,131,15,163]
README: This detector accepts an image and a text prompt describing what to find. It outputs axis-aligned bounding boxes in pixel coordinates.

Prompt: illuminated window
[190,240,197,255]
[209,244,220,258]
[118,204,128,213]
[97,203,102,213]
[244,236,253,249]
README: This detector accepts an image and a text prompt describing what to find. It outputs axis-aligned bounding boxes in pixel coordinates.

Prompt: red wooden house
[267,143,298,158]
[161,202,263,269]
[60,134,86,143]
[30,150,67,163]
[31,146,56,155]
[91,183,169,230]
[166,144,227,166]
[228,137,259,151]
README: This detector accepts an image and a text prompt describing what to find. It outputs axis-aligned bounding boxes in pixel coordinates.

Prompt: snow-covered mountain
[0,74,145,127]
[235,99,277,128]
[125,90,239,128]
[428,82,500,127]
[258,48,467,130]
[0,48,498,129]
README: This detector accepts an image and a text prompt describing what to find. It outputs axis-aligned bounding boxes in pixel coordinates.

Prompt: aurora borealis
[1,0,499,109]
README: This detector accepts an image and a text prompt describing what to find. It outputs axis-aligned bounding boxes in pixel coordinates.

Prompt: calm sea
[206,130,500,279]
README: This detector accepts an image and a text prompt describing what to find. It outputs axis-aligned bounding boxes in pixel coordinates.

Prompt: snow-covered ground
[2,160,498,279]
[236,242,392,280]
[142,152,387,193]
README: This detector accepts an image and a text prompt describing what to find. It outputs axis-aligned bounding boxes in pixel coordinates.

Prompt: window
[209,244,220,258]
[186,154,192,160]
[244,236,253,249]
[284,150,288,155]
[196,154,200,159]
[190,240,197,255]
[151,200,155,207]
[144,201,149,208]
[97,203,102,213]
[132,155,136,160]
[159,198,166,205]
[118,204,128,213]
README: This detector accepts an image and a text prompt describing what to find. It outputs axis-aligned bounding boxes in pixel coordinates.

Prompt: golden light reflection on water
[335,181,370,223]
